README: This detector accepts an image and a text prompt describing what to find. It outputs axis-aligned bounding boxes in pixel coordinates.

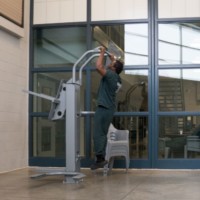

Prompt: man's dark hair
[114,60,124,74]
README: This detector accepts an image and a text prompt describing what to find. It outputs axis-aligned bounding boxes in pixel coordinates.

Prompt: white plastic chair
[104,124,130,175]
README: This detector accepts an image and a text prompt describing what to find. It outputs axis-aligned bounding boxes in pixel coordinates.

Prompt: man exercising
[91,46,124,170]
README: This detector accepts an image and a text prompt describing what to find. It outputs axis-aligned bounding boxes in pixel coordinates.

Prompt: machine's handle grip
[96,46,122,61]
[94,46,117,59]
[73,47,120,84]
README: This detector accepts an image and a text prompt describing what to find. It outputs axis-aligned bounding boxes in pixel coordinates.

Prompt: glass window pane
[32,117,85,158]
[91,70,148,112]
[33,72,86,113]
[92,24,148,66]
[33,27,87,68]
[158,116,200,159]
[32,117,65,158]
[125,24,148,65]
[158,23,200,65]
[33,72,71,112]
[90,116,148,159]
[159,69,200,112]
[114,116,148,159]
[159,42,180,64]
[159,24,180,44]
[183,47,200,64]
[182,25,200,49]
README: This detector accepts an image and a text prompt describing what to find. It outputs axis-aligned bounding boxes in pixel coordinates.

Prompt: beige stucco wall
[0,1,29,172]
[33,0,147,24]
[158,0,200,18]
[34,0,87,24]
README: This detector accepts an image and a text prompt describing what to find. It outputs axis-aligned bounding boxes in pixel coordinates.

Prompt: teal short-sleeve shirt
[97,69,121,110]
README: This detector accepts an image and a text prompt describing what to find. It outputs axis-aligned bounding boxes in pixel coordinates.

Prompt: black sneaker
[90,160,108,170]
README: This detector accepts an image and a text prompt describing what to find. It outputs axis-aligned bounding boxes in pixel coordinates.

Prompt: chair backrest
[107,124,116,139]
[107,123,129,141]
[115,130,129,141]
[108,123,117,132]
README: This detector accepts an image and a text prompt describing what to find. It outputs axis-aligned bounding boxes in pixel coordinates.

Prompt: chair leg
[104,156,129,175]
[103,163,109,176]
[125,156,130,173]
[108,157,115,173]
[103,156,114,176]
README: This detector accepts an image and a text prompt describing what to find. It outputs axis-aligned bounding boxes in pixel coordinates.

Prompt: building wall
[34,0,87,24]
[0,1,30,172]
[158,0,200,18]
[33,0,148,24]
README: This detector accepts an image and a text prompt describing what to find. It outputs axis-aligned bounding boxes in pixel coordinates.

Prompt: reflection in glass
[32,116,85,158]
[125,24,148,65]
[158,116,200,159]
[158,23,200,64]
[33,72,86,112]
[159,69,200,112]
[33,27,87,68]
[92,24,148,65]
[33,117,65,157]
[33,72,71,112]
[90,70,148,112]
[114,116,148,159]
[183,47,200,64]
[159,42,180,64]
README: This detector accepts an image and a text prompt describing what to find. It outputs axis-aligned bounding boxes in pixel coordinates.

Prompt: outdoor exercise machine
[23,47,114,184]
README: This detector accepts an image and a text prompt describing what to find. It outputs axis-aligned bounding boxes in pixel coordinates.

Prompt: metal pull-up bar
[72,47,112,84]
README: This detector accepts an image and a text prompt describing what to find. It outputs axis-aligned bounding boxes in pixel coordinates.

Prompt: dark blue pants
[93,106,115,157]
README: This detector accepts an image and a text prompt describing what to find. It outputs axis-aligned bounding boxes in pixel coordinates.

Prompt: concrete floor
[0,167,200,200]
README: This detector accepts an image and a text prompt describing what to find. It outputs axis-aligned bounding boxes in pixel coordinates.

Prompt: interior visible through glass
[158,116,200,159]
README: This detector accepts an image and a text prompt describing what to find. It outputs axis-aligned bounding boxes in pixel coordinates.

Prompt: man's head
[114,60,124,74]
[109,59,124,74]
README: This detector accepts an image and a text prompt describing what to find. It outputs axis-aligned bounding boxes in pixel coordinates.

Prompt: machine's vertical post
[64,81,81,183]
